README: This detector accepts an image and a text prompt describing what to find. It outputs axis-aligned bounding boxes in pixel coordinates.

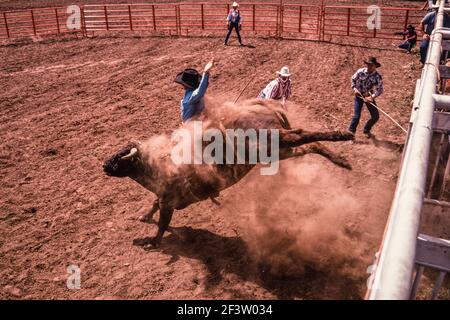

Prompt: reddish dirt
[1,28,432,300]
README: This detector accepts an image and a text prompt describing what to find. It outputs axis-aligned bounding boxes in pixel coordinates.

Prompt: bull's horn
[121,148,138,160]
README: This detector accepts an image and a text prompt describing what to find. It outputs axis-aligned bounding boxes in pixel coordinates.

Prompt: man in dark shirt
[397,25,417,53]
[420,10,450,63]
[348,57,384,138]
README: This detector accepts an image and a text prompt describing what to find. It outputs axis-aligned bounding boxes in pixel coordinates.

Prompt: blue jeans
[399,40,415,52]
[224,22,242,44]
[349,96,380,133]
[420,38,430,64]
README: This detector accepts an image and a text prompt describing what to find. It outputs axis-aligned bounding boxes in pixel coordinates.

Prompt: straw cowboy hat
[174,68,201,89]
[276,66,291,77]
[232,2,239,7]
[364,57,381,68]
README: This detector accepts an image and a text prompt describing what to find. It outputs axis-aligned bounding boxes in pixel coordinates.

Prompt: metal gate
[366,0,450,300]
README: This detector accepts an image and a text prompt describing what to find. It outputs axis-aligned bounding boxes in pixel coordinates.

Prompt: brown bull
[103,99,354,246]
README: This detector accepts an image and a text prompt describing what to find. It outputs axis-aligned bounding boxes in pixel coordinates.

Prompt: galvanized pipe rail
[367,0,449,300]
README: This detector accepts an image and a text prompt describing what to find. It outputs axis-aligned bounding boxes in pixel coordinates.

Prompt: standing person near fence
[421,0,448,12]
[348,57,384,138]
[224,2,243,46]
[420,9,450,64]
[258,66,292,108]
[421,0,436,12]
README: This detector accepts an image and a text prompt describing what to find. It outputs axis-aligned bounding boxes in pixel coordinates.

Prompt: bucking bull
[103,99,354,246]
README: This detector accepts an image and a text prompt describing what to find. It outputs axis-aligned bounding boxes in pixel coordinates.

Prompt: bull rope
[356,94,407,134]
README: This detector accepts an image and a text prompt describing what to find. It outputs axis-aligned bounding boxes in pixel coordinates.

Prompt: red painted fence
[0,2,424,42]
[0,6,82,38]
[322,5,424,40]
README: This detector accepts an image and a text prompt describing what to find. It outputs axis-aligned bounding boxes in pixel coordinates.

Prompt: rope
[356,94,408,134]
[233,74,257,104]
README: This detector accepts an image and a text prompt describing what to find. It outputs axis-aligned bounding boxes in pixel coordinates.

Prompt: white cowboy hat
[276,66,291,77]
[232,2,239,7]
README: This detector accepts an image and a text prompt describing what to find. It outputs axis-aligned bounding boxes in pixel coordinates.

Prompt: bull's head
[103,142,141,177]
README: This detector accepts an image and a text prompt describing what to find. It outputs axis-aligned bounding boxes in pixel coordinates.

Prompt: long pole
[356,94,407,133]
[234,74,257,104]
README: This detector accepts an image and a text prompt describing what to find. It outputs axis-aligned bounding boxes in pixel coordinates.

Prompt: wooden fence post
[298,6,302,33]
[201,4,204,30]
[276,5,279,38]
[347,8,351,36]
[31,10,37,35]
[152,5,156,30]
[178,5,182,36]
[80,6,87,37]
[128,5,133,31]
[104,6,109,31]
[404,10,410,39]
[54,8,60,34]
[320,5,325,41]
[3,12,9,38]
[279,4,284,38]
[252,4,255,32]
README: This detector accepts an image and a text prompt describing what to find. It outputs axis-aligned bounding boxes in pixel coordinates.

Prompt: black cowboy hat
[174,68,201,89]
[364,57,381,68]
[407,24,415,30]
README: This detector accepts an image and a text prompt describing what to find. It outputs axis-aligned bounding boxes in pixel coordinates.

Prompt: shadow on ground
[134,226,363,299]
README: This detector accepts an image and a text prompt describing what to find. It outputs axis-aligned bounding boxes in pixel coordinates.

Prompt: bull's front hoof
[132,236,161,249]
[138,214,155,224]
[146,237,162,249]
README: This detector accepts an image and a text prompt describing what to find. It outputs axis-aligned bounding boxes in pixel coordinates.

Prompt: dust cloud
[225,157,391,280]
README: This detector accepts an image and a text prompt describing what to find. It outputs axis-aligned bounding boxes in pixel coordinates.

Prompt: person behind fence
[395,24,417,53]
[224,2,243,46]
[174,60,214,123]
[348,57,384,138]
[258,66,292,108]
[420,9,450,64]
[422,0,436,12]
[421,0,448,12]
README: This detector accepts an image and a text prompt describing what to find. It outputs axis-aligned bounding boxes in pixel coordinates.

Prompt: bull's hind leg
[139,198,160,223]
[280,129,354,148]
[282,142,352,170]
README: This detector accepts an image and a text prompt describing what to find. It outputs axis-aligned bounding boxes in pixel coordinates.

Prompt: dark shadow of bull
[103,99,354,247]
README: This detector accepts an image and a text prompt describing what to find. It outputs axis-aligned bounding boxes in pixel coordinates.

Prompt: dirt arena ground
[0,1,448,300]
